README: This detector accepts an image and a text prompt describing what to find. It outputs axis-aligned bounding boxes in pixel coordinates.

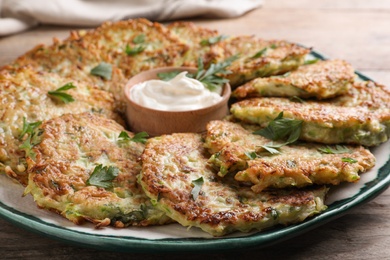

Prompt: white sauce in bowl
[129,72,223,111]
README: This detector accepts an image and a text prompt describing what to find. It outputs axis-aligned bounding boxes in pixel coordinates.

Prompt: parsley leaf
[118,131,149,144]
[48,82,76,103]
[260,143,283,155]
[191,177,204,200]
[19,117,42,140]
[19,118,43,159]
[125,34,147,56]
[157,71,181,81]
[132,34,146,44]
[125,45,146,56]
[318,145,351,154]
[245,151,258,160]
[86,164,119,189]
[200,35,228,46]
[304,58,320,65]
[342,157,358,163]
[157,55,238,91]
[251,47,268,59]
[194,55,238,91]
[90,62,112,80]
[253,112,302,143]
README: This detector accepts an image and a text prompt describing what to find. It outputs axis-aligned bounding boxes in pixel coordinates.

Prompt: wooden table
[1,0,389,258]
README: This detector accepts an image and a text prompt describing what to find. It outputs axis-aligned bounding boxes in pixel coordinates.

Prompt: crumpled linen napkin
[0,0,262,36]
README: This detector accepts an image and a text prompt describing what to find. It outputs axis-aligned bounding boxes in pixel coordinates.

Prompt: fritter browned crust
[333,80,390,109]
[0,66,122,185]
[24,113,170,227]
[217,36,311,87]
[205,120,375,192]
[139,133,328,236]
[167,21,224,66]
[233,59,355,99]
[230,97,390,146]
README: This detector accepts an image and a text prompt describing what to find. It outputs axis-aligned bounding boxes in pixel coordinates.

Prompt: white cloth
[0,0,262,36]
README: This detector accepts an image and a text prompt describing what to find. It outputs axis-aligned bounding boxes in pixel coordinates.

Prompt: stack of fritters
[0,18,388,236]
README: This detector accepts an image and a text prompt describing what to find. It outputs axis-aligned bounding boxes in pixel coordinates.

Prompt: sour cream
[129,71,223,111]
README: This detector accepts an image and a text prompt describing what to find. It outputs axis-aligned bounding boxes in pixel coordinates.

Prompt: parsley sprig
[200,35,228,46]
[19,117,43,159]
[342,157,358,163]
[157,55,238,91]
[253,112,302,154]
[125,34,147,56]
[90,62,112,80]
[251,47,268,59]
[86,164,119,189]
[118,131,149,144]
[48,82,76,103]
[194,55,238,91]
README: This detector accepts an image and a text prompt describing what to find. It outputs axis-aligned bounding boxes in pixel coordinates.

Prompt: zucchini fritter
[12,18,190,112]
[233,59,355,99]
[230,97,390,146]
[139,133,328,236]
[24,113,170,227]
[0,67,122,185]
[217,36,310,87]
[205,120,376,192]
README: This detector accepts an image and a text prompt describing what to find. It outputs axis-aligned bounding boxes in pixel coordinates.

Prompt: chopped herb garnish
[245,151,258,160]
[191,177,204,200]
[253,112,302,144]
[125,45,146,56]
[157,71,181,81]
[200,35,228,46]
[194,55,238,91]
[132,34,146,44]
[19,117,42,140]
[157,55,238,91]
[118,131,149,144]
[270,43,278,49]
[19,118,43,159]
[260,143,283,155]
[342,157,358,163]
[90,62,112,80]
[48,82,76,103]
[304,58,320,65]
[251,47,268,59]
[318,145,351,154]
[125,34,147,56]
[86,164,119,189]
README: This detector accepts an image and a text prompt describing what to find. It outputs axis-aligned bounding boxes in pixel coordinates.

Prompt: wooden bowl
[124,67,231,136]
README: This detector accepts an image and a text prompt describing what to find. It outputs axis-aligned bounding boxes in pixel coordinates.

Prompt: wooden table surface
[0,0,389,259]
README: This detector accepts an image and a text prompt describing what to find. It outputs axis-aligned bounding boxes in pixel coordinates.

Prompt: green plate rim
[0,50,389,253]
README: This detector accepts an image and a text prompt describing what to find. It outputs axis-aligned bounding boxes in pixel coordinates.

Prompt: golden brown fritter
[233,59,355,99]
[24,113,170,227]
[205,120,375,192]
[216,36,311,87]
[139,133,328,236]
[12,19,190,112]
[230,97,390,146]
[0,66,122,185]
